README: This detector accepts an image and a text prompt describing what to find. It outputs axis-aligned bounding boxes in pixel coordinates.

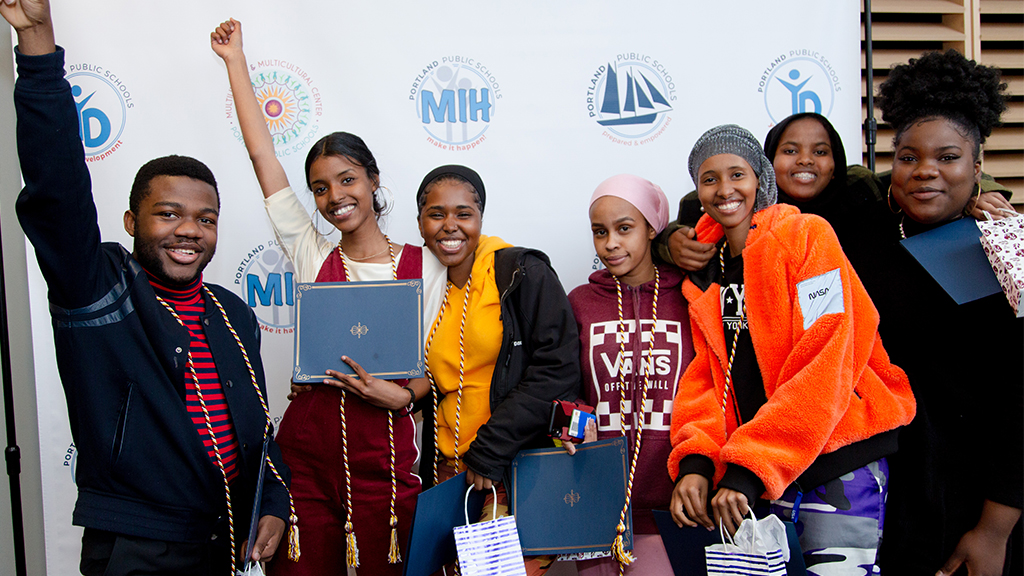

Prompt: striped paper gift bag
[453,486,527,576]
[706,546,787,576]
[705,512,787,576]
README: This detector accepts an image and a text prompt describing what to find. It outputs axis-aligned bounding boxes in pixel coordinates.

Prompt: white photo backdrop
[8,1,861,572]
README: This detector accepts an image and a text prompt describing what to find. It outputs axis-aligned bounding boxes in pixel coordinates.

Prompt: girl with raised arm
[212,20,446,575]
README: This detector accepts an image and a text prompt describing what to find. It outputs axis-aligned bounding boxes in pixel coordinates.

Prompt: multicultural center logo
[587,54,676,146]
[235,240,297,333]
[758,50,842,124]
[225,59,323,157]
[410,57,501,151]
[66,63,133,162]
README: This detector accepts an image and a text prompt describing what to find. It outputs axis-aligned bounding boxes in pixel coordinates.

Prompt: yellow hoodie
[428,235,513,465]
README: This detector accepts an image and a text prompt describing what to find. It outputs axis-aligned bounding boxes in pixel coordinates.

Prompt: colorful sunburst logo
[248,70,313,147]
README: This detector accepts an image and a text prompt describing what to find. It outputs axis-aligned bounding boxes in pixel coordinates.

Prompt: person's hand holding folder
[321,356,428,412]
[563,419,597,456]
[240,515,286,566]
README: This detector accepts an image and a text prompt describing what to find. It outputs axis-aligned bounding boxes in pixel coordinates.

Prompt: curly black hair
[878,49,1008,158]
[129,155,219,215]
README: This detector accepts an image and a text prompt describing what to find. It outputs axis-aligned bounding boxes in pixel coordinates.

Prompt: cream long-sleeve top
[264,186,447,336]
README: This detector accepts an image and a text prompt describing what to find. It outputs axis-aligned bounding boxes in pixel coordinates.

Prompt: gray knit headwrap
[687,124,777,214]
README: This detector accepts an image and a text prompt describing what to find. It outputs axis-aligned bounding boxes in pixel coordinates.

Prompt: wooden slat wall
[862,0,1024,205]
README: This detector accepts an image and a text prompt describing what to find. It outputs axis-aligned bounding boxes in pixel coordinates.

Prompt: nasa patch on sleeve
[797,269,844,330]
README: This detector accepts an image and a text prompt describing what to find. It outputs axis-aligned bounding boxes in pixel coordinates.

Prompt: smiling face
[589,196,657,287]
[773,117,836,202]
[418,181,482,287]
[696,154,759,250]
[308,154,380,234]
[123,175,218,286]
[891,117,981,225]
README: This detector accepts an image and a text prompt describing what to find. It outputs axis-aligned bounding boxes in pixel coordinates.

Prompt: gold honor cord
[610,267,659,574]
[336,236,404,565]
[719,243,745,423]
[423,292,451,486]
[424,276,473,480]
[157,288,300,575]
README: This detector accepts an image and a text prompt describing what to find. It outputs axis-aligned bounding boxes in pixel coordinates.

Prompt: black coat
[13,47,290,543]
[421,247,581,486]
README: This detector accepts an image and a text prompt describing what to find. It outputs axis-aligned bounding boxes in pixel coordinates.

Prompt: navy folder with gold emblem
[292,279,424,382]
[509,437,632,556]
[403,472,486,576]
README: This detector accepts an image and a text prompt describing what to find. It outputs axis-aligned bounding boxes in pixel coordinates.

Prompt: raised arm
[1,0,54,55]
[211,19,289,198]
[6,0,114,308]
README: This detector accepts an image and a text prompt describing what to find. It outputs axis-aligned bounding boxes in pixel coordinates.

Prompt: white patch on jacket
[797,268,844,330]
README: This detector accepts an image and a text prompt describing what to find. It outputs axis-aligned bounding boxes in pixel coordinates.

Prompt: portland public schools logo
[66,63,133,162]
[235,241,296,333]
[759,50,842,124]
[410,57,501,151]
[587,54,676,145]
[225,59,323,157]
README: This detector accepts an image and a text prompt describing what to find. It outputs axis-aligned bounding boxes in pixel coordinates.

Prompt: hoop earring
[887,184,902,215]
[962,182,982,217]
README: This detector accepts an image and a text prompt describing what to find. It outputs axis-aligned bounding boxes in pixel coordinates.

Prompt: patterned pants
[769,459,888,576]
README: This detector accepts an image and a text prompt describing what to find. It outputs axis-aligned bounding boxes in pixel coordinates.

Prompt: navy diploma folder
[403,472,486,576]
[900,217,1002,305]
[292,279,424,382]
[509,437,632,556]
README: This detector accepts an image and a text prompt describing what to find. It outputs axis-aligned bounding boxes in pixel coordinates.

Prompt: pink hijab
[588,174,670,234]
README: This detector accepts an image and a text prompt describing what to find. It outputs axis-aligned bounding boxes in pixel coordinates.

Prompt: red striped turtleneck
[148,272,240,484]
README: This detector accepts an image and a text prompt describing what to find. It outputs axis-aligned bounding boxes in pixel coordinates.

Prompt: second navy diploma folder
[292,279,424,382]
[900,217,1002,304]
[509,437,632,555]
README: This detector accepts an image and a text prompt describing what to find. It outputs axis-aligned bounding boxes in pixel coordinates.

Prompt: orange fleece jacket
[667,204,915,500]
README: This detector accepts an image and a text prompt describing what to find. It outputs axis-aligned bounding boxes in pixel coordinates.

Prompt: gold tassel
[611,522,635,567]
[287,514,301,561]
[345,522,360,567]
[388,515,401,564]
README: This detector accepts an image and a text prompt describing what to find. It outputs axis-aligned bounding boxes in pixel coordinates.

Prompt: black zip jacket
[421,247,581,486]
[13,47,289,543]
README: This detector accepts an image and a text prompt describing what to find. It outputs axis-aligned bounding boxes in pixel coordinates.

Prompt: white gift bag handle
[718,509,757,554]
[463,485,499,525]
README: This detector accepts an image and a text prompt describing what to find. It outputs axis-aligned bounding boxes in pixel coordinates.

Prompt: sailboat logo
[598,64,672,126]
[592,59,674,140]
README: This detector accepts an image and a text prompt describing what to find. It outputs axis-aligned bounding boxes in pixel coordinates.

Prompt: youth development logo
[66,63,133,162]
[235,240,297,333]
[409,56,502,151]
[225,60,323,157]
[758,50,842,124]
[587,54,676,146]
